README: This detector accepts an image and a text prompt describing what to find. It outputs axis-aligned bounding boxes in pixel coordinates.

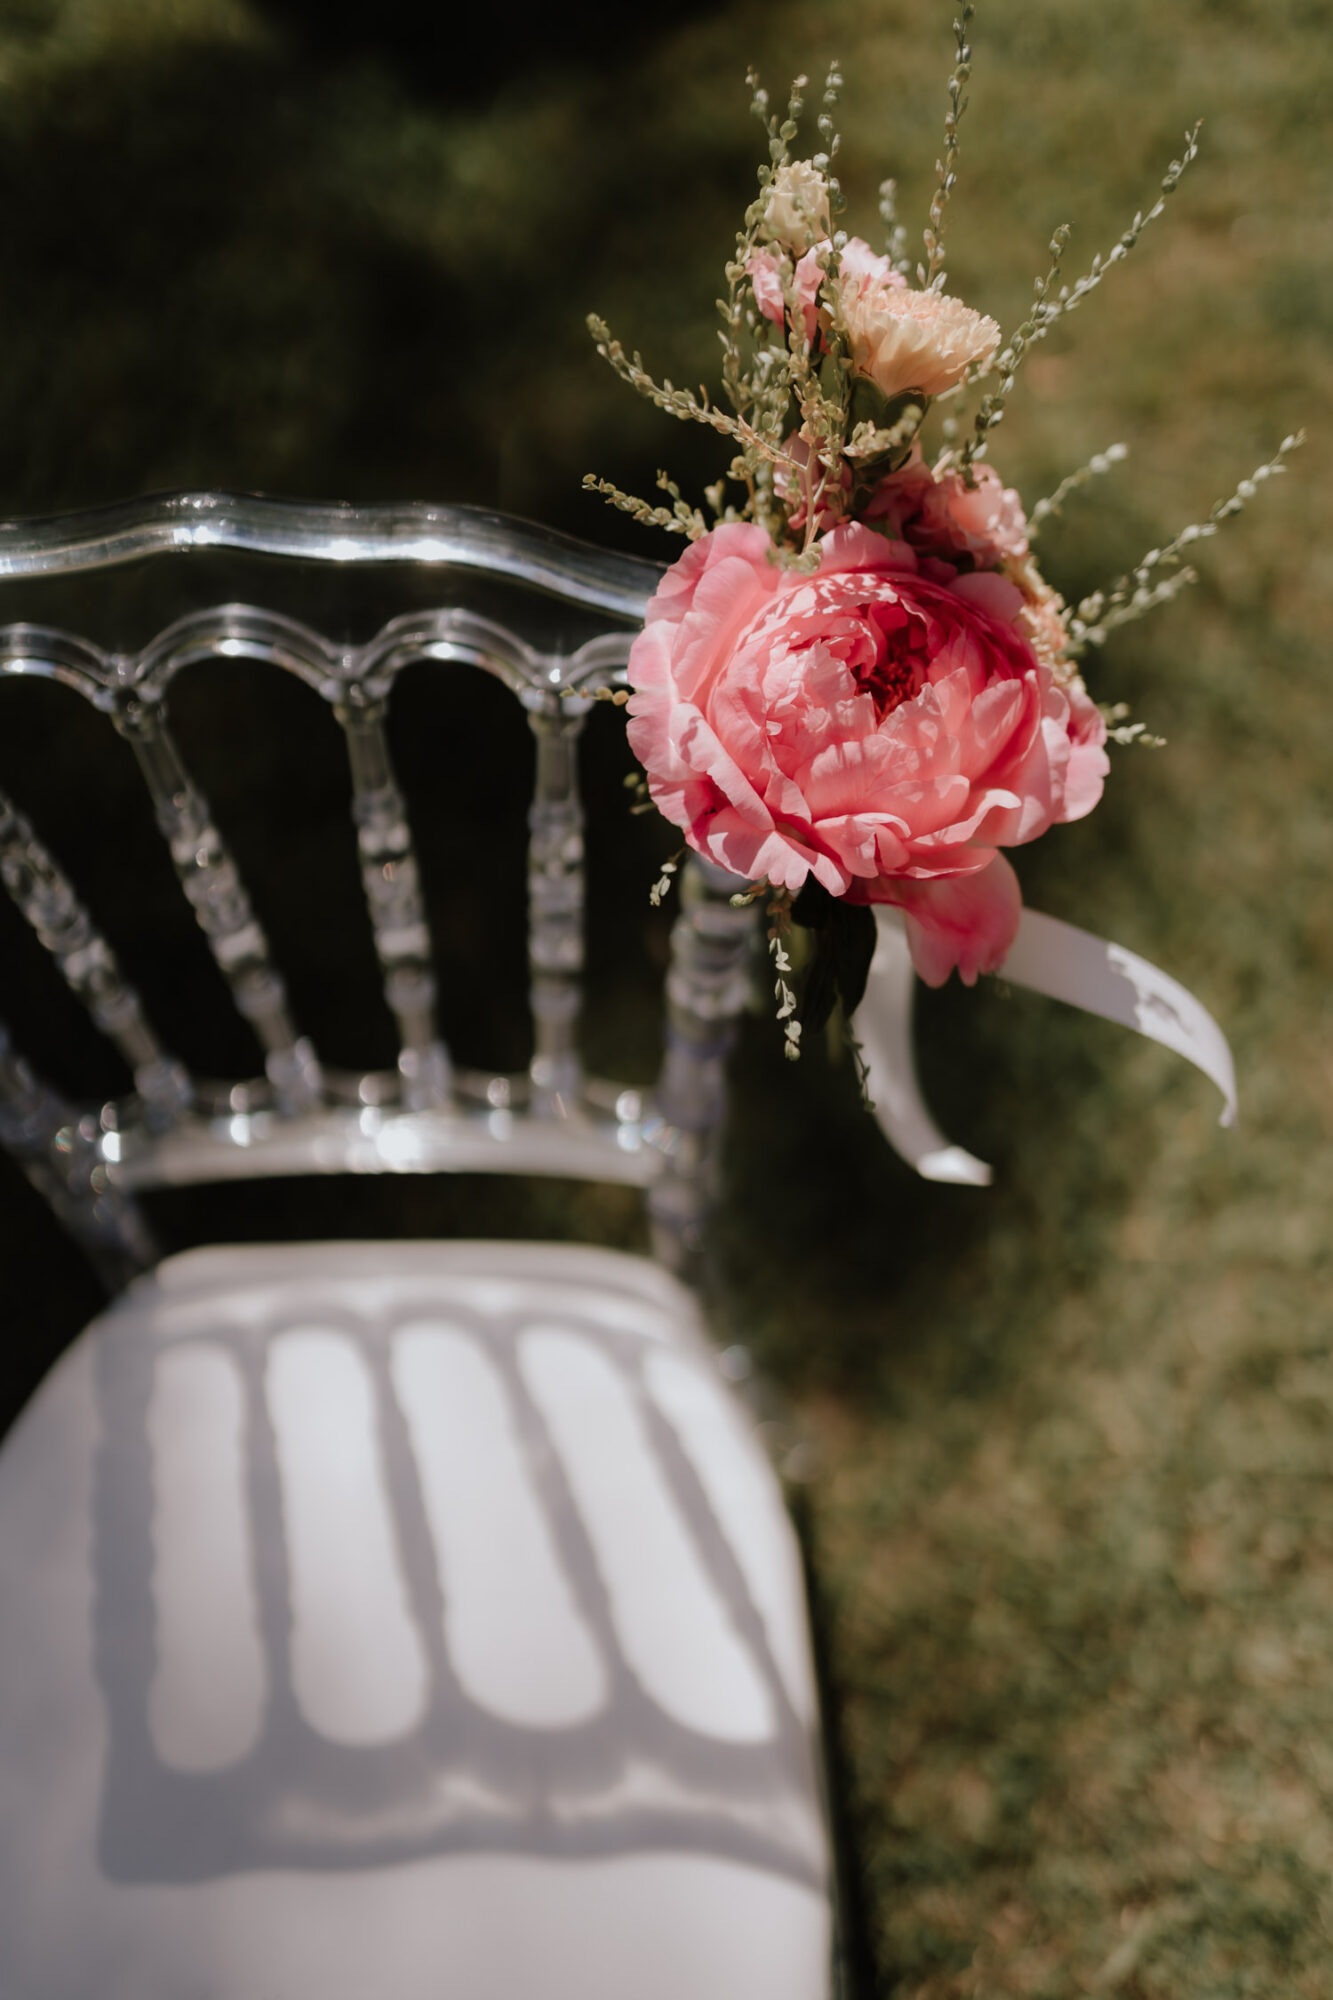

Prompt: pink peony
[867,445,1030,565]
[626,522,1108,986]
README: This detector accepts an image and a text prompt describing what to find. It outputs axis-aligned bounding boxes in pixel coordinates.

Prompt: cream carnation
[837,278,1000,401]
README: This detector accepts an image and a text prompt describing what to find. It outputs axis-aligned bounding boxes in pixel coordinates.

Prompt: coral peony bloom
[835,273,1000,401]
[868,444,1029,565]
[626,522,1107,985]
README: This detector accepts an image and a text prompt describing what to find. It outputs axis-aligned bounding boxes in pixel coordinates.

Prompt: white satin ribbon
[854,906,1236,1185]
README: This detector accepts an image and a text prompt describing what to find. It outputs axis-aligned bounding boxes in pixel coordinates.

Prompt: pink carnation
[836,236,908,292]
[868,446,1030,565]
[626,522,1108,986]
[1013,567,1072,669]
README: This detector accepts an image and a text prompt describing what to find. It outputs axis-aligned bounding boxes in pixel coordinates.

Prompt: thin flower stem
[1066,433,1305,650]
[923,4,975,290]
[959,225,1071,474]
[1028,443,1129,540]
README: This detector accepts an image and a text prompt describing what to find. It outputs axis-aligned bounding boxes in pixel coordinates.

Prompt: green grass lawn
[1,1,1330,1992]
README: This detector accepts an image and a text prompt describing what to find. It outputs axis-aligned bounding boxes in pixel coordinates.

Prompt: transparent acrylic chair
[0,496,835,2000]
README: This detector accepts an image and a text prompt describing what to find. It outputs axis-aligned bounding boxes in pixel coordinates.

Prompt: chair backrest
[0,494,756,1285]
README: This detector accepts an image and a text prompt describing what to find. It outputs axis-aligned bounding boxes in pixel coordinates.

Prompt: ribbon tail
[854,905,1236,1185]
[852,911,993,1185]
[999,906,1237,1127]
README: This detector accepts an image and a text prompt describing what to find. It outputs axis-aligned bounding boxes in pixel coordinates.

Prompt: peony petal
[818,813,910,878]
[1058,681,1110,822]
[948,569,1027,626]
[704,809,849,896]
[880,853,1023,987]
[819,522,918,575]
[1062,736,1110,822]
[647,521,773,625]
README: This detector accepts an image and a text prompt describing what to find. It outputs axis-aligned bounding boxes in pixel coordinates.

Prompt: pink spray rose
[774,432,853,534]
[626,521,1108,986]
[748,244,825,348]
[867,444,1030,566]
[748,235,905,353]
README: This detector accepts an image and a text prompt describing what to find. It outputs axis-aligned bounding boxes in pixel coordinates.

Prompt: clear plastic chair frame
[0,495,838,2000]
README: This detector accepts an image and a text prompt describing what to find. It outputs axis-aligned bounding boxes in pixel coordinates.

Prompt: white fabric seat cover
[0,1241,831,1999]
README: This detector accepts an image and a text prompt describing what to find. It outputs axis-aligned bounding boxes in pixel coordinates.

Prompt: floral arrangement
[585,15,1300,1066]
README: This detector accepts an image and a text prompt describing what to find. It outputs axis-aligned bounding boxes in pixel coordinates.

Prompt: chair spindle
[335,692,452,1110]
[0,787,190,1129]
[649,859,757,1268]
[525,701,586,1117]
[114,697,323,1116]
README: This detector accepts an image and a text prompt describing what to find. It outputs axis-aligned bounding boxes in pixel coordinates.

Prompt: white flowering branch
[922,4,974,291]
[958,224,1071,474]
[583,470,707,540]
[587,310,808,541]
[958,124,1202,470]
[1027,442,1129,539]
[846,402,924,463]
[750,68,810,172]
[813,59,845,215]
[1042,123,1202,338]
[877,176,912,275]
[649,850,685,906]
[970,122,1204,420]
[1069,567,1199,651]
[1066,433,1305,651]
[587,317,755,444]
[767,899,802,1061]
[1102,703,1167,748]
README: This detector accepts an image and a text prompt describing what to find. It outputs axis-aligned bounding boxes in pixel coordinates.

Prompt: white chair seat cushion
[0,1240,831,1999]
